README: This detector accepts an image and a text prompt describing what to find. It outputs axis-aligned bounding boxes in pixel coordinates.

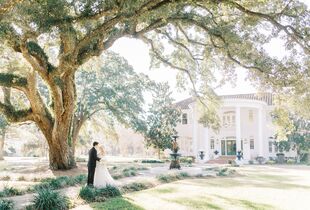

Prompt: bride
[93,145,117,188]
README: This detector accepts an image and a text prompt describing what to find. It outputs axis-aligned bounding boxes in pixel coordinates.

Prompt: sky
[110,38,255,102]
[110,0,309,102]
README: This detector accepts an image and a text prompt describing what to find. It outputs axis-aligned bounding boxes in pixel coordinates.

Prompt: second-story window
[249,110,254,122]
[182,113,188,125]
[223,111,235,127]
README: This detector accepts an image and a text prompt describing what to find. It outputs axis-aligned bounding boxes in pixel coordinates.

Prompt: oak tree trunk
[0,131,4,160]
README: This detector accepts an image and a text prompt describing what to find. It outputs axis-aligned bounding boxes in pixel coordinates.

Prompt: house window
[250,139,254,149]
[241,140,243,150]
[269,141,273,153]
[249,110,254,122]
[222,111,235,127]
[210,139,215,149]
[182,113,188,124]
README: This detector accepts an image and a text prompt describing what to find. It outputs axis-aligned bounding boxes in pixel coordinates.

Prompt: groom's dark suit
[87,147,101,186]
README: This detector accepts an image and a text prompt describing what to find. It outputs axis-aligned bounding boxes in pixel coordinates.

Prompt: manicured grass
[90,197,144,210]
[125,166,310,210]
[166,197,222,210]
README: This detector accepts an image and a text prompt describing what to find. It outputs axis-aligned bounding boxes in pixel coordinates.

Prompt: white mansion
[175,93,295,162]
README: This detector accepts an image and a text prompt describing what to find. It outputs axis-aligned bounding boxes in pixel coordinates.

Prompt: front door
[226,140,236,155]
[221,140,226,155]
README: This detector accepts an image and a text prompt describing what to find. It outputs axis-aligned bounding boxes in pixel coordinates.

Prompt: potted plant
[199,151,205,160]
[256,156,265,164]
[237,150,243,161]
[274,141,290,164]
[214,150,219,156]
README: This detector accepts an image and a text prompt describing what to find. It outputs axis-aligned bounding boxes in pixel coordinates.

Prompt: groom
[87,141,101,186]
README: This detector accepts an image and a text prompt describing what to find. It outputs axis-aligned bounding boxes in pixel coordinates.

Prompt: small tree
[287,118,310,163]
[145,83,181,159]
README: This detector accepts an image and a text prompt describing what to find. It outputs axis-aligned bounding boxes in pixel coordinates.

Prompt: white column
[203,126,209,161]
[191,104,198,158]
[235,106,241,152]
[258,108,263,156]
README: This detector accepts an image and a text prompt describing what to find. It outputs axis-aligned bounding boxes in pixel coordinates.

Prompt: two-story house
[175,93,296,162]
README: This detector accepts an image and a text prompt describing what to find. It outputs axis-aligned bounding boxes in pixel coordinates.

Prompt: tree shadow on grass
[90,197,145,210]
[177,174,310,190]
[164,196,223,210]
[212,194,275,210]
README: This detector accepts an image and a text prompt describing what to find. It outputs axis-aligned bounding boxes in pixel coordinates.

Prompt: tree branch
[0,0,24,18]
[0,88,33,123]
[228,1,310,54]
[0,73,28,91]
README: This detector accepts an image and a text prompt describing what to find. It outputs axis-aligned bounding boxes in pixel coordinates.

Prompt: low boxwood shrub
[156,173,184,183]
[73,174,87,185]
[141,159,164,163]
[30,188,69,210]
[179,172,189,178]
[32,174,87,192]
[0,199,14,210]
[179,157,193,164]
[287,159,296,164]
[0,187,23,197]
[0,176,10,181]
[79,185,121,202]
[112,174,123,180]
[216,168,228,176]
[121,182,149,193]
[266,160,276,165]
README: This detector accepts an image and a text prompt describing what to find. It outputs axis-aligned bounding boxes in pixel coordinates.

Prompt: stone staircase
[207,156,236,164]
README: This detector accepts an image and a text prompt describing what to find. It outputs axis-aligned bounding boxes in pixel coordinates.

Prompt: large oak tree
[0,0,308,169]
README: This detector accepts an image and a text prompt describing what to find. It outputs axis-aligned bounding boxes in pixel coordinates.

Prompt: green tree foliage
[287,117,310,163]
[0,0,308,169]
[70,52,151,160]
[144,83,181,158]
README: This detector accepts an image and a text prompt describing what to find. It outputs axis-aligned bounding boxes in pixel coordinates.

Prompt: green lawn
[122,165,310,210]
[91,197,144,210]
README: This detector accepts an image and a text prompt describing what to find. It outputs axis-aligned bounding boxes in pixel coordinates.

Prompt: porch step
[207,156,236,164]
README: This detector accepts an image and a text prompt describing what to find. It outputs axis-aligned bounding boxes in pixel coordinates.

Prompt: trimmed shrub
[179,157,193,164]
[216,168,228,176]
[266,160,276,165]
[0,187,23,197]
[287,159,296,164]
[32,174,87,191]
[79,185,121,202]
[141,159,164,163]
[179,172,189,178]
[0,176,10,181]
[157,174,184,183]
[112,174,123,180]
[121,182,148,193]
[79,186,96,202]
[0,199,14,210]
[73,174,87,185]
[18,176,26,181]
[248,160,254,165]
[31,188,69,210]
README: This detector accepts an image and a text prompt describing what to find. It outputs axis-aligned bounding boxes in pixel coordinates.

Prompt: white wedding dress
[93,154,117,188]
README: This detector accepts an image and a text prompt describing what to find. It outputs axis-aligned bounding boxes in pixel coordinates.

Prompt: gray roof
[175,93,273,109]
